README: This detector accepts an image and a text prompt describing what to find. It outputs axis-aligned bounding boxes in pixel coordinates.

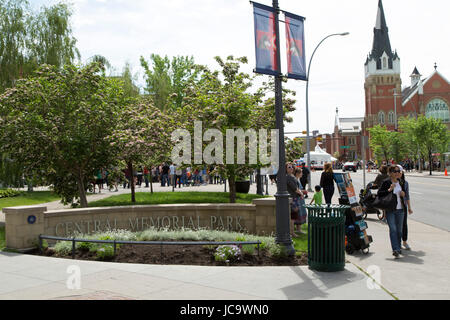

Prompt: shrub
[95,245,115,260]
[269,244,289,259]
[214,245,241,263]
[0,189,22,198]
[54,241,72,256]
[77,241,93,251]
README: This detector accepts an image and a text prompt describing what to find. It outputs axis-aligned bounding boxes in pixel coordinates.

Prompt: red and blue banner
[252,2,278,76]
[284,11,306,80]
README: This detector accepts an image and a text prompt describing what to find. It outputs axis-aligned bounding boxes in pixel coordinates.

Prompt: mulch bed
[36,244,308,266]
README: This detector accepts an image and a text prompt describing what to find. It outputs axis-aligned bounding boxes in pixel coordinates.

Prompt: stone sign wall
[3,198,277,250]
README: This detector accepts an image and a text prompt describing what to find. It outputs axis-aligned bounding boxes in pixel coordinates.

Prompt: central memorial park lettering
[54,215,244,237]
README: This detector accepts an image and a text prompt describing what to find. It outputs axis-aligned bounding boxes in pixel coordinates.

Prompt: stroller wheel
[362,248,370,254]
[345,244,355,255]
[377,210,385,220]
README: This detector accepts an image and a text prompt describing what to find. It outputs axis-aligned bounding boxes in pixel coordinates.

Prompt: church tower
[364,0,402,133]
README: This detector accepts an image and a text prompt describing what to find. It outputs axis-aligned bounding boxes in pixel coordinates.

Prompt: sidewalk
[366,170,449,179]
[346,216,450,300]
[0,251,392,300]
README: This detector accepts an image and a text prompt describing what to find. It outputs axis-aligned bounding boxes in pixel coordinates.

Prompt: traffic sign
[340,146,350,149]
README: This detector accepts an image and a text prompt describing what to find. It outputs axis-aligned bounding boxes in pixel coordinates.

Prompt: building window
[426,98,449,122]
[348,137,356,145]
[383,57,387,69]
[378,111,385,125]
[388,111,395,124]
[376,59,381,70]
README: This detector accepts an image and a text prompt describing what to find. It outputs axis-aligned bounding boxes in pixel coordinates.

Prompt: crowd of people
[90,164,228,193]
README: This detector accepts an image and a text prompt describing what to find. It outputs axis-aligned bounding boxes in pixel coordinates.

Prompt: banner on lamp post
[284,11,306,80]
[252,2,279,76]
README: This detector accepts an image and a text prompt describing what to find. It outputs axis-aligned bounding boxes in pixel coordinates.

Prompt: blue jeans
[386,209,404,252]
[161,174,169,187]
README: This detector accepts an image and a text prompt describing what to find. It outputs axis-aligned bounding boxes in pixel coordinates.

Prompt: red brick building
[362,0,450,160]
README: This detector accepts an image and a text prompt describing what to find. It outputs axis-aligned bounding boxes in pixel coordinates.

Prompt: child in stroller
[359,181,385,220]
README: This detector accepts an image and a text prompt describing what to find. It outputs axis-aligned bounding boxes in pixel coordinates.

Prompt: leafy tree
[414,115,449,175]
[0,0,79,187]
[368,125,393,163]
[140,54,200,111]
[0,0,79,92]
[0,63,124,207]
[110,102,173,203]
[176,56,296,203]
[285,137,304,163]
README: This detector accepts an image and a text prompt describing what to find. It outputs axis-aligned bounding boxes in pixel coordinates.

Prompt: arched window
[426,98,449,122]
[378,111,385,125]
[388,111,395,124]
[383,57,387,69]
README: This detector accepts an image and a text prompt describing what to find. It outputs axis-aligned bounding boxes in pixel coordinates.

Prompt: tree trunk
[149,168,153,194]
[128,161,136,203]
[228,174,236,203]
[429,151,433,176]
[77,173,88,208]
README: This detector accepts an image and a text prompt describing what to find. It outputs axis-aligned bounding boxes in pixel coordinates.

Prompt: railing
[38,235,262,259]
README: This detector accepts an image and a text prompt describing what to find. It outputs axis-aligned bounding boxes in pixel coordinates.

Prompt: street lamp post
[305,32,349,192]
[273,0,295,256]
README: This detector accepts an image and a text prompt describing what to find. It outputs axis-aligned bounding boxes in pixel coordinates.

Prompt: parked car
[343,162,357,172]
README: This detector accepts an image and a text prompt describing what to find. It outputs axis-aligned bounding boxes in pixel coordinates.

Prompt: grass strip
[88,191,267,207]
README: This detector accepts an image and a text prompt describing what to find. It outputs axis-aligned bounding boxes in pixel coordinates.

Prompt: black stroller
[359,182,385,221]
[339,198,373,255]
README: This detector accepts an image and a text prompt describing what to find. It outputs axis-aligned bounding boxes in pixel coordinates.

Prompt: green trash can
[304,204,349,272]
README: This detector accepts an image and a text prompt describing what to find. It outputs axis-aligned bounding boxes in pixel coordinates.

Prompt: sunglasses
[393,170,401,173]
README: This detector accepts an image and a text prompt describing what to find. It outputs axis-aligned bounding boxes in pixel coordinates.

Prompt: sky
[33,0,450,135]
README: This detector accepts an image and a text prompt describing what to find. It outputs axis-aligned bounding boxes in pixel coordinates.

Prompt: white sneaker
[403,243,411,250]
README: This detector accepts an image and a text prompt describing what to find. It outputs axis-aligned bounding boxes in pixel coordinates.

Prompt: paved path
[0,251,392,300]
[346,216,450,300]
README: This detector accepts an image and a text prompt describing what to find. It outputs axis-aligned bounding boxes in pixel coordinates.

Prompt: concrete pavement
[0,251,393,300]
[346,216,450,300]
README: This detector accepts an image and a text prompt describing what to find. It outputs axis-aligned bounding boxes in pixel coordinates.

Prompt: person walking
[310,185,323,205]
[398,165,413,250]
[286,163,304,237]
[294,168,308,234]
[378,166,407,259]
[300,163,310,192]
[320,163,335,205]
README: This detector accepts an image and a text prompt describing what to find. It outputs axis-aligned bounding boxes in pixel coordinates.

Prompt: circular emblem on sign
[27,215,37,224]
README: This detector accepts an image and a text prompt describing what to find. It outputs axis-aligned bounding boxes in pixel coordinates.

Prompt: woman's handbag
[372,191,397,211]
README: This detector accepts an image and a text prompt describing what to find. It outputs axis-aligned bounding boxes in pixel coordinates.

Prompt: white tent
[307,146,337,168]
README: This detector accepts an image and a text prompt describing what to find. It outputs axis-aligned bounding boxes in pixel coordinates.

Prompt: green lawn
[292,224,308,254]
[0,191,60,211]
[88,191,267,207]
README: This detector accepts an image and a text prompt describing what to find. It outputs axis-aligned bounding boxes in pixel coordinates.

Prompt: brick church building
[328,0,450,162]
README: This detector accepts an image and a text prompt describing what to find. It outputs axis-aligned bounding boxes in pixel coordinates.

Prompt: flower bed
[36,228,308,266]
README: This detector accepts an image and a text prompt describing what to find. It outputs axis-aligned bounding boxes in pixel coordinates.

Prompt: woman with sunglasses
[378,166,407,259]
[398,165,413,250]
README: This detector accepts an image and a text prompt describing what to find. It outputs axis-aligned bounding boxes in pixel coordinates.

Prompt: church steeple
[371,0,393,60]
[364,0,400,77]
